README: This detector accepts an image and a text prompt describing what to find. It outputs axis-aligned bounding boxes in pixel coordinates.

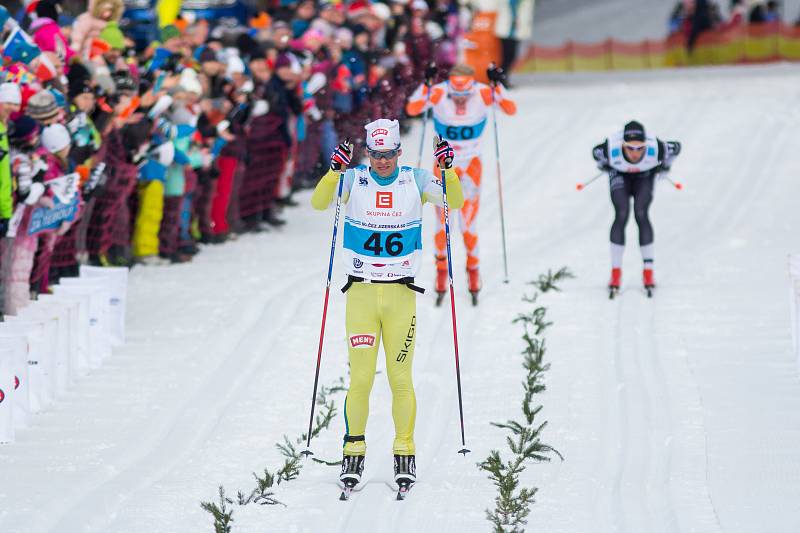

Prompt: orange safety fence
[514,22,800,73]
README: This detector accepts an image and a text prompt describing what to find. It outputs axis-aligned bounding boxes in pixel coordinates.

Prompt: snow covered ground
[3,63,800,532]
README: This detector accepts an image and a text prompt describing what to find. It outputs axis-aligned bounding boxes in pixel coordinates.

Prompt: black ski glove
[487,65,507,87]
[424,63,437,84]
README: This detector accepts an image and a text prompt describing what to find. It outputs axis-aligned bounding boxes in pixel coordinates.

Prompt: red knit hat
[347,0,371,19]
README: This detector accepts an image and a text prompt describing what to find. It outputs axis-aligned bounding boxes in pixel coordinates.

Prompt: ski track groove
[648,301,681,533]
[629,293,653,533]
[610,293,628,533]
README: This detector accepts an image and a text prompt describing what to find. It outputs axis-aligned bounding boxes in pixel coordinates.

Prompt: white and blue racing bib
[342,166,424,280]
[607,133,660,174]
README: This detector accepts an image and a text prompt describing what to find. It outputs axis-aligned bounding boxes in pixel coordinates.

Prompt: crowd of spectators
[669,0,791,50]
[0,0,469,317]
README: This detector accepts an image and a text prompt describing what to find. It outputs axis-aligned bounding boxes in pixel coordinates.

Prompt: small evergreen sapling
[200,486,234,533]
[479,267,572,532]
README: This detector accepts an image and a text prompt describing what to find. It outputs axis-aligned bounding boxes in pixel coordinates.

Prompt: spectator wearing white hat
[0,82,22,236]
[311,118,464,491]
[29,123,75,295]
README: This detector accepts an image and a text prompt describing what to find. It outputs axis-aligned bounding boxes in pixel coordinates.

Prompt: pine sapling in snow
[479,268,571,532]
[200,486,234,533]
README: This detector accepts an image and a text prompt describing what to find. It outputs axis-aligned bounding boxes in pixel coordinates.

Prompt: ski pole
[416,68,435,169]
[663,175,683,190]
[576,172,604,191]
[487,64,510,284]
[416,95,431,169]
[302,146,349,457]
[438,141,470,456]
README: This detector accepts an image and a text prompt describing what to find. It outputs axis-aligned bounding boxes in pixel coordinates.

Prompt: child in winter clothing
[30,0,76,67]
[29,123,77,294]
[70,0,124,57]
[1,116,48,315]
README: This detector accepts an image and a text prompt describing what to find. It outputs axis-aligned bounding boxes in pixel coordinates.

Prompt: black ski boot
[263,208,287,227]
[339,454,365,500]
[393,454,416,500]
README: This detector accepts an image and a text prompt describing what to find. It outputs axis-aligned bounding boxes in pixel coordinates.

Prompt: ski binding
[339,479,358,501]
[396,481,413,500]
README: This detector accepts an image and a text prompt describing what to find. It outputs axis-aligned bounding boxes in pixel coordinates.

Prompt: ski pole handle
[576,172,604,191]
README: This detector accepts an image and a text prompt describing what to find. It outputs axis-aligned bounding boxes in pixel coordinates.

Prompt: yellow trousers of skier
[343,282,417,457]
[132,180,164,258]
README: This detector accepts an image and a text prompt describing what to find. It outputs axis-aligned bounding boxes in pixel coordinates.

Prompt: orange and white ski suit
[406,81,516,272]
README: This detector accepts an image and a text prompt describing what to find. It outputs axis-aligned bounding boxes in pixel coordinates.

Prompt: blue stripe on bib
[343,223,422,258]
[433,118,487,141]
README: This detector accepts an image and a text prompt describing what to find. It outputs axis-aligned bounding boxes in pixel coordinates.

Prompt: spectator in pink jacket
[70,0,124,58]
[30,0,76,67]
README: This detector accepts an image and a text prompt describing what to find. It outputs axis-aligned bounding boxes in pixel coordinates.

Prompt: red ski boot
[643,268,655,297]
[467,268,481,306]
[608,268,622,299]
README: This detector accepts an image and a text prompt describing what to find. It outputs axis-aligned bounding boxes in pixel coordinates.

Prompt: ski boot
[643,267,655,298]
[339,454,365,500]
[435,256,447,307]
[393,454,416,500]
[263,208,287,228]
[608,268,622,299]
[467,268,481,306]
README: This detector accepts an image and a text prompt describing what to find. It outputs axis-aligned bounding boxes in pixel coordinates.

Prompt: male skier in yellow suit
[312,118,463,493]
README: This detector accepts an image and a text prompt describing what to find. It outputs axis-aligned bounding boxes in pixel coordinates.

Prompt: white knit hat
[41,124,71,154]
[226,55,245,78]
[0,82,21,105]
[411,0,429,11]
[178,69,203,95]
[364,118,400,151]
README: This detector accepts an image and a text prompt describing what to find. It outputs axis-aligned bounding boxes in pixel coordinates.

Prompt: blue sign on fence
[28,196,79,235]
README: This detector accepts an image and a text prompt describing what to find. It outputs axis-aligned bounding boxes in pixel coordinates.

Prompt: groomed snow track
[2,64,800,533]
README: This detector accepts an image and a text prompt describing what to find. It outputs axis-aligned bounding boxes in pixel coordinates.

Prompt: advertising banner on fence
[28,173,80,235]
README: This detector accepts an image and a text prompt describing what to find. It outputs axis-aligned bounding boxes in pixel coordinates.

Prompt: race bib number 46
[344,224,421,258]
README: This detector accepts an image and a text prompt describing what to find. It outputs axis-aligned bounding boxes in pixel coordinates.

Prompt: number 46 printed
[364,232,404,256]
